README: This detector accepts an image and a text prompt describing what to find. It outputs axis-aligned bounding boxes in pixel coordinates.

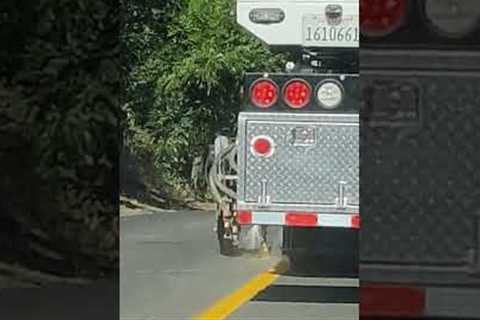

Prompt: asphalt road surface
[120,209,359,320]
[0,278,117,320]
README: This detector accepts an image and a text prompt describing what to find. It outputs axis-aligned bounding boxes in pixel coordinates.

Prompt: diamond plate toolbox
[361,69,480,267]
[237,112,359,213]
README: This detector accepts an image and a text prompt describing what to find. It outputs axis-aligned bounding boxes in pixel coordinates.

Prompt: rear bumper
[360,264,480,319]
[236,211,360,229]
[361,283,480,319]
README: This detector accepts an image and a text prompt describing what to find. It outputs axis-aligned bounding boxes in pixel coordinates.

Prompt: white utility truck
[209,0,359,262]
[360,0,480,318]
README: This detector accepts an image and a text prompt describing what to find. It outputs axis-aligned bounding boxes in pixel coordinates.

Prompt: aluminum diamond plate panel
[238,112,359,213]
[361,71,480,267]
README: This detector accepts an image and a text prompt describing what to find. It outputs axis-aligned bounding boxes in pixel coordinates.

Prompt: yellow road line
[193,259,288,320]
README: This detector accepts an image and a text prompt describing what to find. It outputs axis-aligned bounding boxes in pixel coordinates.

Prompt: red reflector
[283,80,311,109]
[360,284,425,317]
[237,211,252,225]
[360,0,406,38]
[251,136,274,157]
[253,138,271,155]
[351,214,360,229]
[285,212,317,227]
[250,79,278,109]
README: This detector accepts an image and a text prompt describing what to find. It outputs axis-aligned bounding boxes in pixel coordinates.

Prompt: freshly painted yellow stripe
[193,260,288,320]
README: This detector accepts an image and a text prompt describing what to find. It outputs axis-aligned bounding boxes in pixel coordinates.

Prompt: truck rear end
[210,0,360,260]
[359,0,480,318]
[236,74,359,229]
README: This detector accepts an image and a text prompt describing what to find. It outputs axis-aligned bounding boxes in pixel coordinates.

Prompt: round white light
[424,0,480,38]
[317,81,343,109]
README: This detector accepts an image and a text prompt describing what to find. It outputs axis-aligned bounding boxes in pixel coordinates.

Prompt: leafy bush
[1,0,120,277]
[124,0,286,193]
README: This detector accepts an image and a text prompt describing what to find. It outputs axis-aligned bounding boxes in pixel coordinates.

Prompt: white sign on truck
[237,0,359,48]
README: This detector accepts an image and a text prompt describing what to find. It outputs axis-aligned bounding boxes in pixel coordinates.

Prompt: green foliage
[124,0,286,189]
[1,0,121,276]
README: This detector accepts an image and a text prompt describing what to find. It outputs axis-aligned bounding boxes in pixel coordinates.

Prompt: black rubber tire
[217,215,235,256]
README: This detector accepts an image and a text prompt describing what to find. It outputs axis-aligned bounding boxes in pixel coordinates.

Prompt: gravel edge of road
[120,196,216,218]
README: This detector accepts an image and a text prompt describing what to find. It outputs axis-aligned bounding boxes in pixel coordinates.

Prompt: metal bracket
[258,179,271,207]
[336,181,348,209]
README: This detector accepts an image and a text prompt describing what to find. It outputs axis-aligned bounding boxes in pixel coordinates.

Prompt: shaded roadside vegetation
[0,0,285,281]
[122,0,287,204]
[0,0,120,280]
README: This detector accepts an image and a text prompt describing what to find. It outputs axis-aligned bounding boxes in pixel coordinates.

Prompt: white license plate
[303,14,359,47]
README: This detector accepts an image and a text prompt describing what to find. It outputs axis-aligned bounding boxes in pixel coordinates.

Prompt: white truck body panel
[237,0,359,48]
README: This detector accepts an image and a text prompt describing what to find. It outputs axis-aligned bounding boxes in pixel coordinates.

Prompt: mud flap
[238,225,264,251]
[265,226,283,256]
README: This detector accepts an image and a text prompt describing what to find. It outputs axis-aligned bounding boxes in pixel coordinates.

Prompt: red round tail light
[360,0,407,38]
[283,80,311,109]
[251,136,274,157]
[250,79,278,109]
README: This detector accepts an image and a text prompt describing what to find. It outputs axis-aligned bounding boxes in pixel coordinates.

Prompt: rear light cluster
[360,0,407,38]
[283,80,311,109]
[249,78,344,110]
[361,0,480,42]
[251,79,278,109]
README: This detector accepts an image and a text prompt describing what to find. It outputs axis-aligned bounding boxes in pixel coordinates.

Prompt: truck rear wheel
[217,214,235,256]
